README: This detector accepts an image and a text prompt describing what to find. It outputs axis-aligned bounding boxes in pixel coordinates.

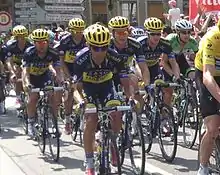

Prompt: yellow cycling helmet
[68,18,86,30]
[12,25,28,36]
[108,16,130,29]
[31,29,49,41]
[84,24,111,47]
[144,17,164,33]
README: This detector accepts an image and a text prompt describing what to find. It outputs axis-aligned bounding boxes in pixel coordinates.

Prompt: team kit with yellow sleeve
[55,33,86,76]
[6,38,33,66]
[195,27,220,118]
[22,46,61,88]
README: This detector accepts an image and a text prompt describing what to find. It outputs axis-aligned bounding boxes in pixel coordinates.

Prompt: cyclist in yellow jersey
[195,20,220,175]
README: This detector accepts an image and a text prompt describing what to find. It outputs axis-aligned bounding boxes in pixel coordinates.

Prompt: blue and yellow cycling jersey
[73,47,127,84]
[5,39,33,66]
[137,36,175,67]
[55,33,86,64]
[22,46,61,76]
[109,37,145,71]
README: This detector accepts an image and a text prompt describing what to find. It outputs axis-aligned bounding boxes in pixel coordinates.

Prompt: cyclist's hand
[10,73,16,82]
[24,83,32,92]
[145,85,154,95]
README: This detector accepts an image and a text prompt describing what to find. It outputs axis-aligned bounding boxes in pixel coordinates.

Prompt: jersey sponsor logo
[76,54,88,65]
[82,71,113,84]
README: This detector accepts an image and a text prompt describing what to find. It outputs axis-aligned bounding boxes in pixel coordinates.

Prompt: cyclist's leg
[104,83,122,133]
[26,73,49,136]
[14,65,23,108]
[195,69,220,174]
[83,85,98,173]
[63,63,75,134]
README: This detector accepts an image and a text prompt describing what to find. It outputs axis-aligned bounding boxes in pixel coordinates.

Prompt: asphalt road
[0,94,199,175]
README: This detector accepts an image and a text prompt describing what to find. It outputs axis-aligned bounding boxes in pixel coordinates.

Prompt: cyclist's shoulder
[60,33,72,44]
[159,37,171,47]
[188,36,198,45]
[48,47,59,57]
[136,35,148,44]
[165,33,177,41]
[127,36,142,49]
[24,46,36,59]
[75,47,90,65]
[6,39,17,48]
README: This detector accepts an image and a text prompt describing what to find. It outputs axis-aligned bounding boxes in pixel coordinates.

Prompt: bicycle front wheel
[47,112,60,162]
[158,104,177,162]
[99,131,121,175]
[128,114,145,175]
[183,97,199,149]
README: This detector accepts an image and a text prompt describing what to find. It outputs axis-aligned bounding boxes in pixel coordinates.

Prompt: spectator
[163,0,180,29]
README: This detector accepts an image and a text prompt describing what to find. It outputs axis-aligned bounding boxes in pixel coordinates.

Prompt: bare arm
[138,62,150,86]
[203,64,220,102]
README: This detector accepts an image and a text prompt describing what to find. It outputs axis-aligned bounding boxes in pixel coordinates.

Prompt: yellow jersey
[195,27,220,76]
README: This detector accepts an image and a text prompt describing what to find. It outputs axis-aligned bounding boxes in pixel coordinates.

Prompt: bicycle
[142,79,178,162]
[33,86,63,162]
[117,92,145,175]
[86,100,131,175]
[17,92,28,135]
[172,75,199,148]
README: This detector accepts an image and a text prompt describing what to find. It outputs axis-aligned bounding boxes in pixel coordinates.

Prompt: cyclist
[166,19,198,78]
[108,16,146,111]
[5,25,33,108]
[137,17,180,106]
[73,23,126,175]
[55,18,86,135]
[195,21,220,175]
[22,29,64,137]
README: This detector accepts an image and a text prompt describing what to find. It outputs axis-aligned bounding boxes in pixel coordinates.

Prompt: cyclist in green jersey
[166,19,198,78]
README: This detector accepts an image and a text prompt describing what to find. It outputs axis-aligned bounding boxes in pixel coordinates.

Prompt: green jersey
[166,33,199,57]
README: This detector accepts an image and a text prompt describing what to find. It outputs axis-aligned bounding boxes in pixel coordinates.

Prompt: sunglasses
[180,31,191,35]
[149,33,161,36]
[91,45,108,52]
[115,30,129,36]
[34,40,48,45]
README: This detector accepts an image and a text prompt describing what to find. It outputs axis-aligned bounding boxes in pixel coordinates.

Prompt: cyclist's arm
[22,67,30,86]
[6,57,16,75]
[74,82,84,102]
[137,61,150,86]
[54,43,71,79]
[60,55,71,79]
[203,64,220,102]
[52,60,64,84]
[135,48,150,85]
[162,53,180,79]
[202,41,220,102]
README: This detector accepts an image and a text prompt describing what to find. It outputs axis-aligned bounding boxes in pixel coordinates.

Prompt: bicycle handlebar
[31,86,64,93]
[84,105,131,114]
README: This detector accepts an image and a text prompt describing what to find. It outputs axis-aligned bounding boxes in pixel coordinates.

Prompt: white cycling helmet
[175,19,193,30]
[131,28,145,37]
